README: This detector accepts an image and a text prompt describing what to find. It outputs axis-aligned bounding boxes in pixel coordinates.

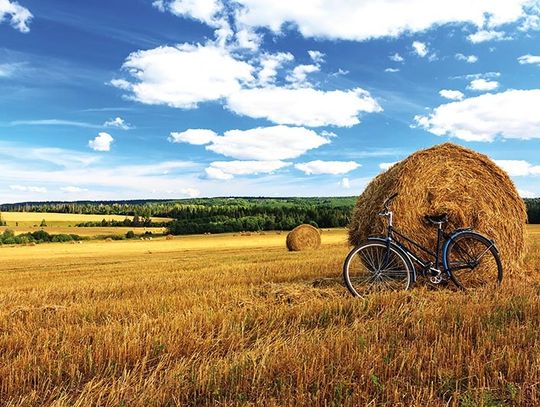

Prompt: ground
[1,227,539,406]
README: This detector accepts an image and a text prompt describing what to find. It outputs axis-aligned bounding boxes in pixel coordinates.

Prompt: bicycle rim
[343,242,412,297]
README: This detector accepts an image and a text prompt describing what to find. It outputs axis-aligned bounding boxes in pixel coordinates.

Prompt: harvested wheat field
[349,143,527,272]
[1,227,540,406]
[286,224,321,251]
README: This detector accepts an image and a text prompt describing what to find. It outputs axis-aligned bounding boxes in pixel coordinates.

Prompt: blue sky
[1,0,540,203]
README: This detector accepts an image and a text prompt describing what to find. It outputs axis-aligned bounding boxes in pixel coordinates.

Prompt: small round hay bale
[166,234,174,240]
[348,143,527,271]
[286,224,321,251]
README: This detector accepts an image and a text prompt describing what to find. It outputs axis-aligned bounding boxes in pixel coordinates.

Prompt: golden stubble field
[1,226,540,406]
[0,212,170,237]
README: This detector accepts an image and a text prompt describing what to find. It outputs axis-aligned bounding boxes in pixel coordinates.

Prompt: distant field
[0,211,172,227]
[0,225,167,237]
[1,227,539,405]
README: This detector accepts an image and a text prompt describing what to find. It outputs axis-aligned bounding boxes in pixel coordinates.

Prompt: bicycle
[343,193,502,296]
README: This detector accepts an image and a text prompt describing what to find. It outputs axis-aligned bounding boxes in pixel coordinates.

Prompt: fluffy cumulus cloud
[113,41,381,127]
[0,0,32,33]
[104,117,132,130]
[171,125,331,160]
[389,53,404,62]
[285,64,320,86]
[205,160,291,179]
[412,41,428,57]
[112,43,254,109]
[294,160,360,175]
[88,132,114,151]
[257,52,294,85]
[226,87,381,127]
[152,0,223,26]
[518,54,540,65]
[231,0,535,41]
[494,160,540,176]
[169,129,218,145]
[467,30,510,43]
[439,89,465,100]
[468,78,499,91]
[414,89,540,141]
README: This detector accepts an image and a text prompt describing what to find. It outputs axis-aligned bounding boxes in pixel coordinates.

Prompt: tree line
[1,197,539,236]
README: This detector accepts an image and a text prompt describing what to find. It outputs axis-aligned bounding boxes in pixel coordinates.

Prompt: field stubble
[1,227,540,406]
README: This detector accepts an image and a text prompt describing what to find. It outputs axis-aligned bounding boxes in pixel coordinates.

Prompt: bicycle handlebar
[382,192,398,210]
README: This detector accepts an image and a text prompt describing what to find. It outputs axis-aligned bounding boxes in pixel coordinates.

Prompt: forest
[1,197,539,235]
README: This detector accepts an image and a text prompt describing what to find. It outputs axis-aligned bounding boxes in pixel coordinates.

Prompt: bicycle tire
[343,241,413,297]
[444,232,503,289]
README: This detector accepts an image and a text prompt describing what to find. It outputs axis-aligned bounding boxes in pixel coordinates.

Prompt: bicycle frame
[372,206,451,279]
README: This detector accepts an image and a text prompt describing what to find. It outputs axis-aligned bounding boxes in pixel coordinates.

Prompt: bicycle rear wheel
[444,232,503,289]
[343,241,413,297]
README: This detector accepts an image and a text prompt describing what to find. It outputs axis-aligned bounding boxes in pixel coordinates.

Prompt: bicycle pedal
[429,275,443,284]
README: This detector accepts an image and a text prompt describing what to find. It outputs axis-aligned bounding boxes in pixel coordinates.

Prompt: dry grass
[0,212,172,227]
[0,226,167,237]
[1,227,540,406]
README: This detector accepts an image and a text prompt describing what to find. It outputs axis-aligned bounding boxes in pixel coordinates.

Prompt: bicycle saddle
[424,213,448,224]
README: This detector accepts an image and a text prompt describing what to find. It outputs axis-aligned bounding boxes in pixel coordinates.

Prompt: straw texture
[286,224,321,251]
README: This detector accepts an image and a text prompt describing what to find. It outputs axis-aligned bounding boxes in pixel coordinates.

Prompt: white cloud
[173,125,330,160]
[518,54,540,65]
[439,89,465,100]
[412,41,428,57]
[285,64,319,86]
[385,68,400,73]
[169,129,218,145]
[226,87,381,127]
[60,186,89,193]
[294,160,360,175]
[0,0,32,33]
[467,30,510,43]
[88,132,114,152]
[9,185,47,193]
[205,160,290,179]
[308,50,325,63]
[414,89,540,142]
[389,53,404,62]
[455,53,478,63]
[257,52,294,85]
[112,43,254,109]
[181,187,201,198]
[104,117,133,130]
[152,0,223,27]
[494,160,540,176]
[468,78,499,91]
[379,162,398,171]
[232,0,533,41]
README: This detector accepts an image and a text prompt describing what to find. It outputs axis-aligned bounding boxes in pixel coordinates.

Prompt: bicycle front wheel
[444,232,503,290]
[343,241,413,297]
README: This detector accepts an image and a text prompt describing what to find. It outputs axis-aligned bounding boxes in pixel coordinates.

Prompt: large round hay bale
[286,224,321,251]
[348,143,527,271]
